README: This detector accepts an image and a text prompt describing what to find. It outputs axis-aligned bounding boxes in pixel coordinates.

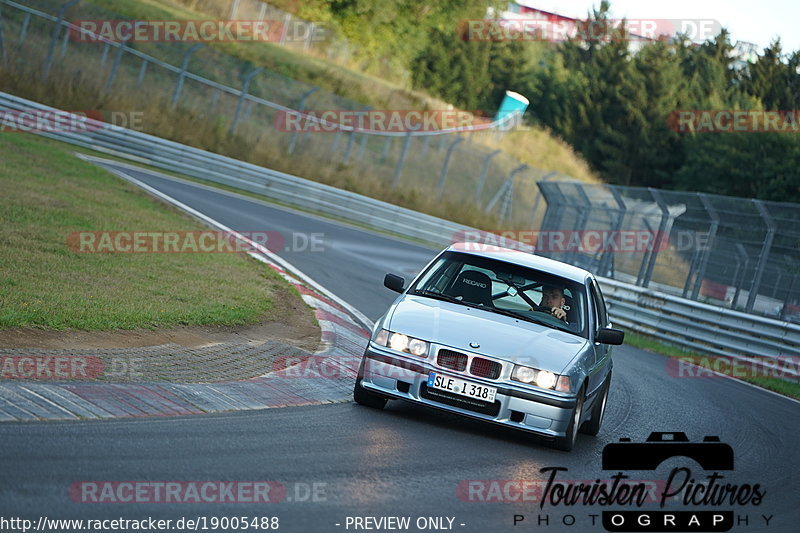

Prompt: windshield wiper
[412,289,480,308]
[488,307,575,334]
[485,306,545,325]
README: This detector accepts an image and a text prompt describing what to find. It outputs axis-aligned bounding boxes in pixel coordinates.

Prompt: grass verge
[624,332,800,400]
[0,133,315,331]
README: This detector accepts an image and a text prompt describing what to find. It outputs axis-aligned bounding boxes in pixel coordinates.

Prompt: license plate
[427,372,497,403]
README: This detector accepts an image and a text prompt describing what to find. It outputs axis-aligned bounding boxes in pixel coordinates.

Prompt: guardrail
[601,278,800,379]
[2,91,798,380]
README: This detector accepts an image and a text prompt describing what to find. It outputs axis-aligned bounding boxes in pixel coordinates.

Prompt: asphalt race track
[1,162,797,532]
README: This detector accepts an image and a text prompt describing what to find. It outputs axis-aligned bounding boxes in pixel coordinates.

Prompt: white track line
[76,153,373,331]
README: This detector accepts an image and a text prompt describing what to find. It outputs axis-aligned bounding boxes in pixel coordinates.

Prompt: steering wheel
[528,309,570,327]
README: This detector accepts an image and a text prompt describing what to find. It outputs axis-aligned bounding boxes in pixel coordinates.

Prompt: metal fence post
[682,247,702,298]
[486,165,527,220]
[597,185,626,278]
[566,184,592,266]
[731,243,749,309]
[391,132,412,187]
[136,59,148,86]
[305,23,315,51]
[331,129,343,153]
[690,194,719,300]
[356,133,367,160]
[59,23,70,58]
[17,12,30,47]
[279,13,291,45]
[287,87,319,154]
[43,0,80,80]
[475,150,501,204]
[485,180,509,214]
[229,0,241,19]
[436,137,464,202]
[104,40,128,95]
[229,66,261,134]
[99,42,109,67]
[342,130,356,164]
[172,43,203,109]
[639,188,671,288]
[746,200,776,312]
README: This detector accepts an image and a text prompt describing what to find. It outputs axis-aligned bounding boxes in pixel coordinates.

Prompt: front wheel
[353,378,388,409]
[580,373,611,436]
[553,390,584,451]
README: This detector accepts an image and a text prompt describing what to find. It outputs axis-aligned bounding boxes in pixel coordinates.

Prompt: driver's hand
[550,307,567,321]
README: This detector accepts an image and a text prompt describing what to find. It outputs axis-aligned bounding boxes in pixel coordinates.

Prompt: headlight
[389,333,409,352]
[374,329,389,346]
[373,329,429,357]
[511,365,536,384]
[512,365,560,390]
[536,370,557,390]
[408,338,428,356]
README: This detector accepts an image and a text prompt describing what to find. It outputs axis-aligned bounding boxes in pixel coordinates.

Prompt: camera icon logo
[602,432,734,471]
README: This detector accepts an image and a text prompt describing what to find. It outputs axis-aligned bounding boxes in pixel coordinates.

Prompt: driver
[531,285,568,322]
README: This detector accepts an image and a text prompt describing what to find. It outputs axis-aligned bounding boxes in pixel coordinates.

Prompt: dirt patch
[0,321,318,351]
[0,285,321,353]
[0,284,323,383]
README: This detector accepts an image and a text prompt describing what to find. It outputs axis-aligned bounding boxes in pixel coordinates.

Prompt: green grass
[0,133,305,330]
[624,332,800,400]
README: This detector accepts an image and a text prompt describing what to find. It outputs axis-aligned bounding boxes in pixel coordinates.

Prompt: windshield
[410,251,588,338]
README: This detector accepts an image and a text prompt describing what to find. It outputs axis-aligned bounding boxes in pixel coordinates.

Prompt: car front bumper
[358,344,578,439]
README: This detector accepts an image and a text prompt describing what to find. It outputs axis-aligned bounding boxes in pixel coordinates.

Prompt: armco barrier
[0,92,466,247]
[2,92,798,379]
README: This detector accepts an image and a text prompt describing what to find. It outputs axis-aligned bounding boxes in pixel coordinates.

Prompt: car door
[589,279,612,385]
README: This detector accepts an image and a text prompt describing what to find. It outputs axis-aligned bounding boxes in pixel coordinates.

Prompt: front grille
[419,383,501,416]
[437,349,467,371]
[470,357,502,379]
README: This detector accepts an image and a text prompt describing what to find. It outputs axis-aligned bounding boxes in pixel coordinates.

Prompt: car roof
[446,243,593,283]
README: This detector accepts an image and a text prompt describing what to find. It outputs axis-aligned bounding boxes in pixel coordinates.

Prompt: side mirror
[596,327,624,345]
[384,273,405,293]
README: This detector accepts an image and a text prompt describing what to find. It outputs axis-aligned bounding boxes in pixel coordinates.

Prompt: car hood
[386,295,588,374]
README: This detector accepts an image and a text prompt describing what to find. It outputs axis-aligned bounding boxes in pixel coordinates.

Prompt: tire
[553,388,584,451]
[580,372,611,437]
[353,378,388,409]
